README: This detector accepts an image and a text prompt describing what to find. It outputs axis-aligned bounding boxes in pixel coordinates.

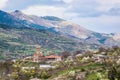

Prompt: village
[0,46,120,80]
[21,45,107,69]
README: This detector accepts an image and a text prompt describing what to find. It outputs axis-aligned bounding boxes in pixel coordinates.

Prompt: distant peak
[14,10,21,13]
[13,10,23,14]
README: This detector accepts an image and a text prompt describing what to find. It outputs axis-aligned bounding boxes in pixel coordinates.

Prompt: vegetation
[50,47,120,80]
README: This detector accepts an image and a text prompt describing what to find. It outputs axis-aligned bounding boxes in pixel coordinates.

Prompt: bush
[81,68,85,72]
[37,70,51,79]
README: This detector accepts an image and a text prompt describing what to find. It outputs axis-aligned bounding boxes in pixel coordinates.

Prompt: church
[33,46,62,62]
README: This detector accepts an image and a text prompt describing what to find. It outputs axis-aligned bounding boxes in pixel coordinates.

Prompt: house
[39,64,55,69]
[45,54,62,62]
[92,54,106,63]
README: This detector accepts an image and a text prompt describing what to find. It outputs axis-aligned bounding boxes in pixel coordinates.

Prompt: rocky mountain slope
[10,10,93,39]
[10,10,120,46]
[1,10,120,46]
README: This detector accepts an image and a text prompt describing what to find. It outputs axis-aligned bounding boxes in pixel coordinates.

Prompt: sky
[0,0,120,33]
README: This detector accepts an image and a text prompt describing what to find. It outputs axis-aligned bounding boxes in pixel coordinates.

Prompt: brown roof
[45,55,61,59]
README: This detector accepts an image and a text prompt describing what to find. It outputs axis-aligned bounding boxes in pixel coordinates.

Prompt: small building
[45,54,62,62]
[92,54,106,63]
[39,64,55,69]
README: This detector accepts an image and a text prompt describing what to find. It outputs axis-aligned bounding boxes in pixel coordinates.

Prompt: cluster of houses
[21,45,107,70]
[23,45,107,64]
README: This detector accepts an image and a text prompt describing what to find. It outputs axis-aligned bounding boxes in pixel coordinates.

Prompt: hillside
[0,24,100,60]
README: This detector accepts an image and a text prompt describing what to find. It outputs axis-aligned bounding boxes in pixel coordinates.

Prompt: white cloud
[96,0,120,5]
[22,0,120,18]
[70,15,120,33]
[0,0,8,9]
[61,0,120,15]
[22,5,65,17]
[95,0,120,12]
[22,5,79,19]
[53,0,62,1]
[62,0,74,3]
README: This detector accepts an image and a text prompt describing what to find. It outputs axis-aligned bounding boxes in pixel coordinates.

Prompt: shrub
[37,70,51,79]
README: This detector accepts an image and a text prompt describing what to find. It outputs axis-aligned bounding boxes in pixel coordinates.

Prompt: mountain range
[0,10,120,60]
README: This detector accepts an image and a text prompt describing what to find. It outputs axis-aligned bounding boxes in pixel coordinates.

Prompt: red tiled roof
[45,55,61,59]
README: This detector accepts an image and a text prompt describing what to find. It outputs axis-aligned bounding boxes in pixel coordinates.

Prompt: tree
[61,51,70,60]
[104,47,120,80]
[72,50,83,57]
[99,47,106,52]
[38,70,51,79]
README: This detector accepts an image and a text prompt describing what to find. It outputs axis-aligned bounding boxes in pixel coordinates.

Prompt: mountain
[0,10,120,60]
[10,10,120,46]
[10,10,94,39]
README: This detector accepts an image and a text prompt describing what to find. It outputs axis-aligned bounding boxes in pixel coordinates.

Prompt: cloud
[5,0,120,17]
[70,15,120,33]
[0,0,8,9]
[22,5,65,17]
[22,0,101,18]
[96,0,120,12]
[107,7,120,16]
[62,0,74,3]
[64,0,120,17]
[3,0,64,11]
[22,5,79,19]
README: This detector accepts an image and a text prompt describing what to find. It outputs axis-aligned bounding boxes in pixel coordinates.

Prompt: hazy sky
[0,0,120,33]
